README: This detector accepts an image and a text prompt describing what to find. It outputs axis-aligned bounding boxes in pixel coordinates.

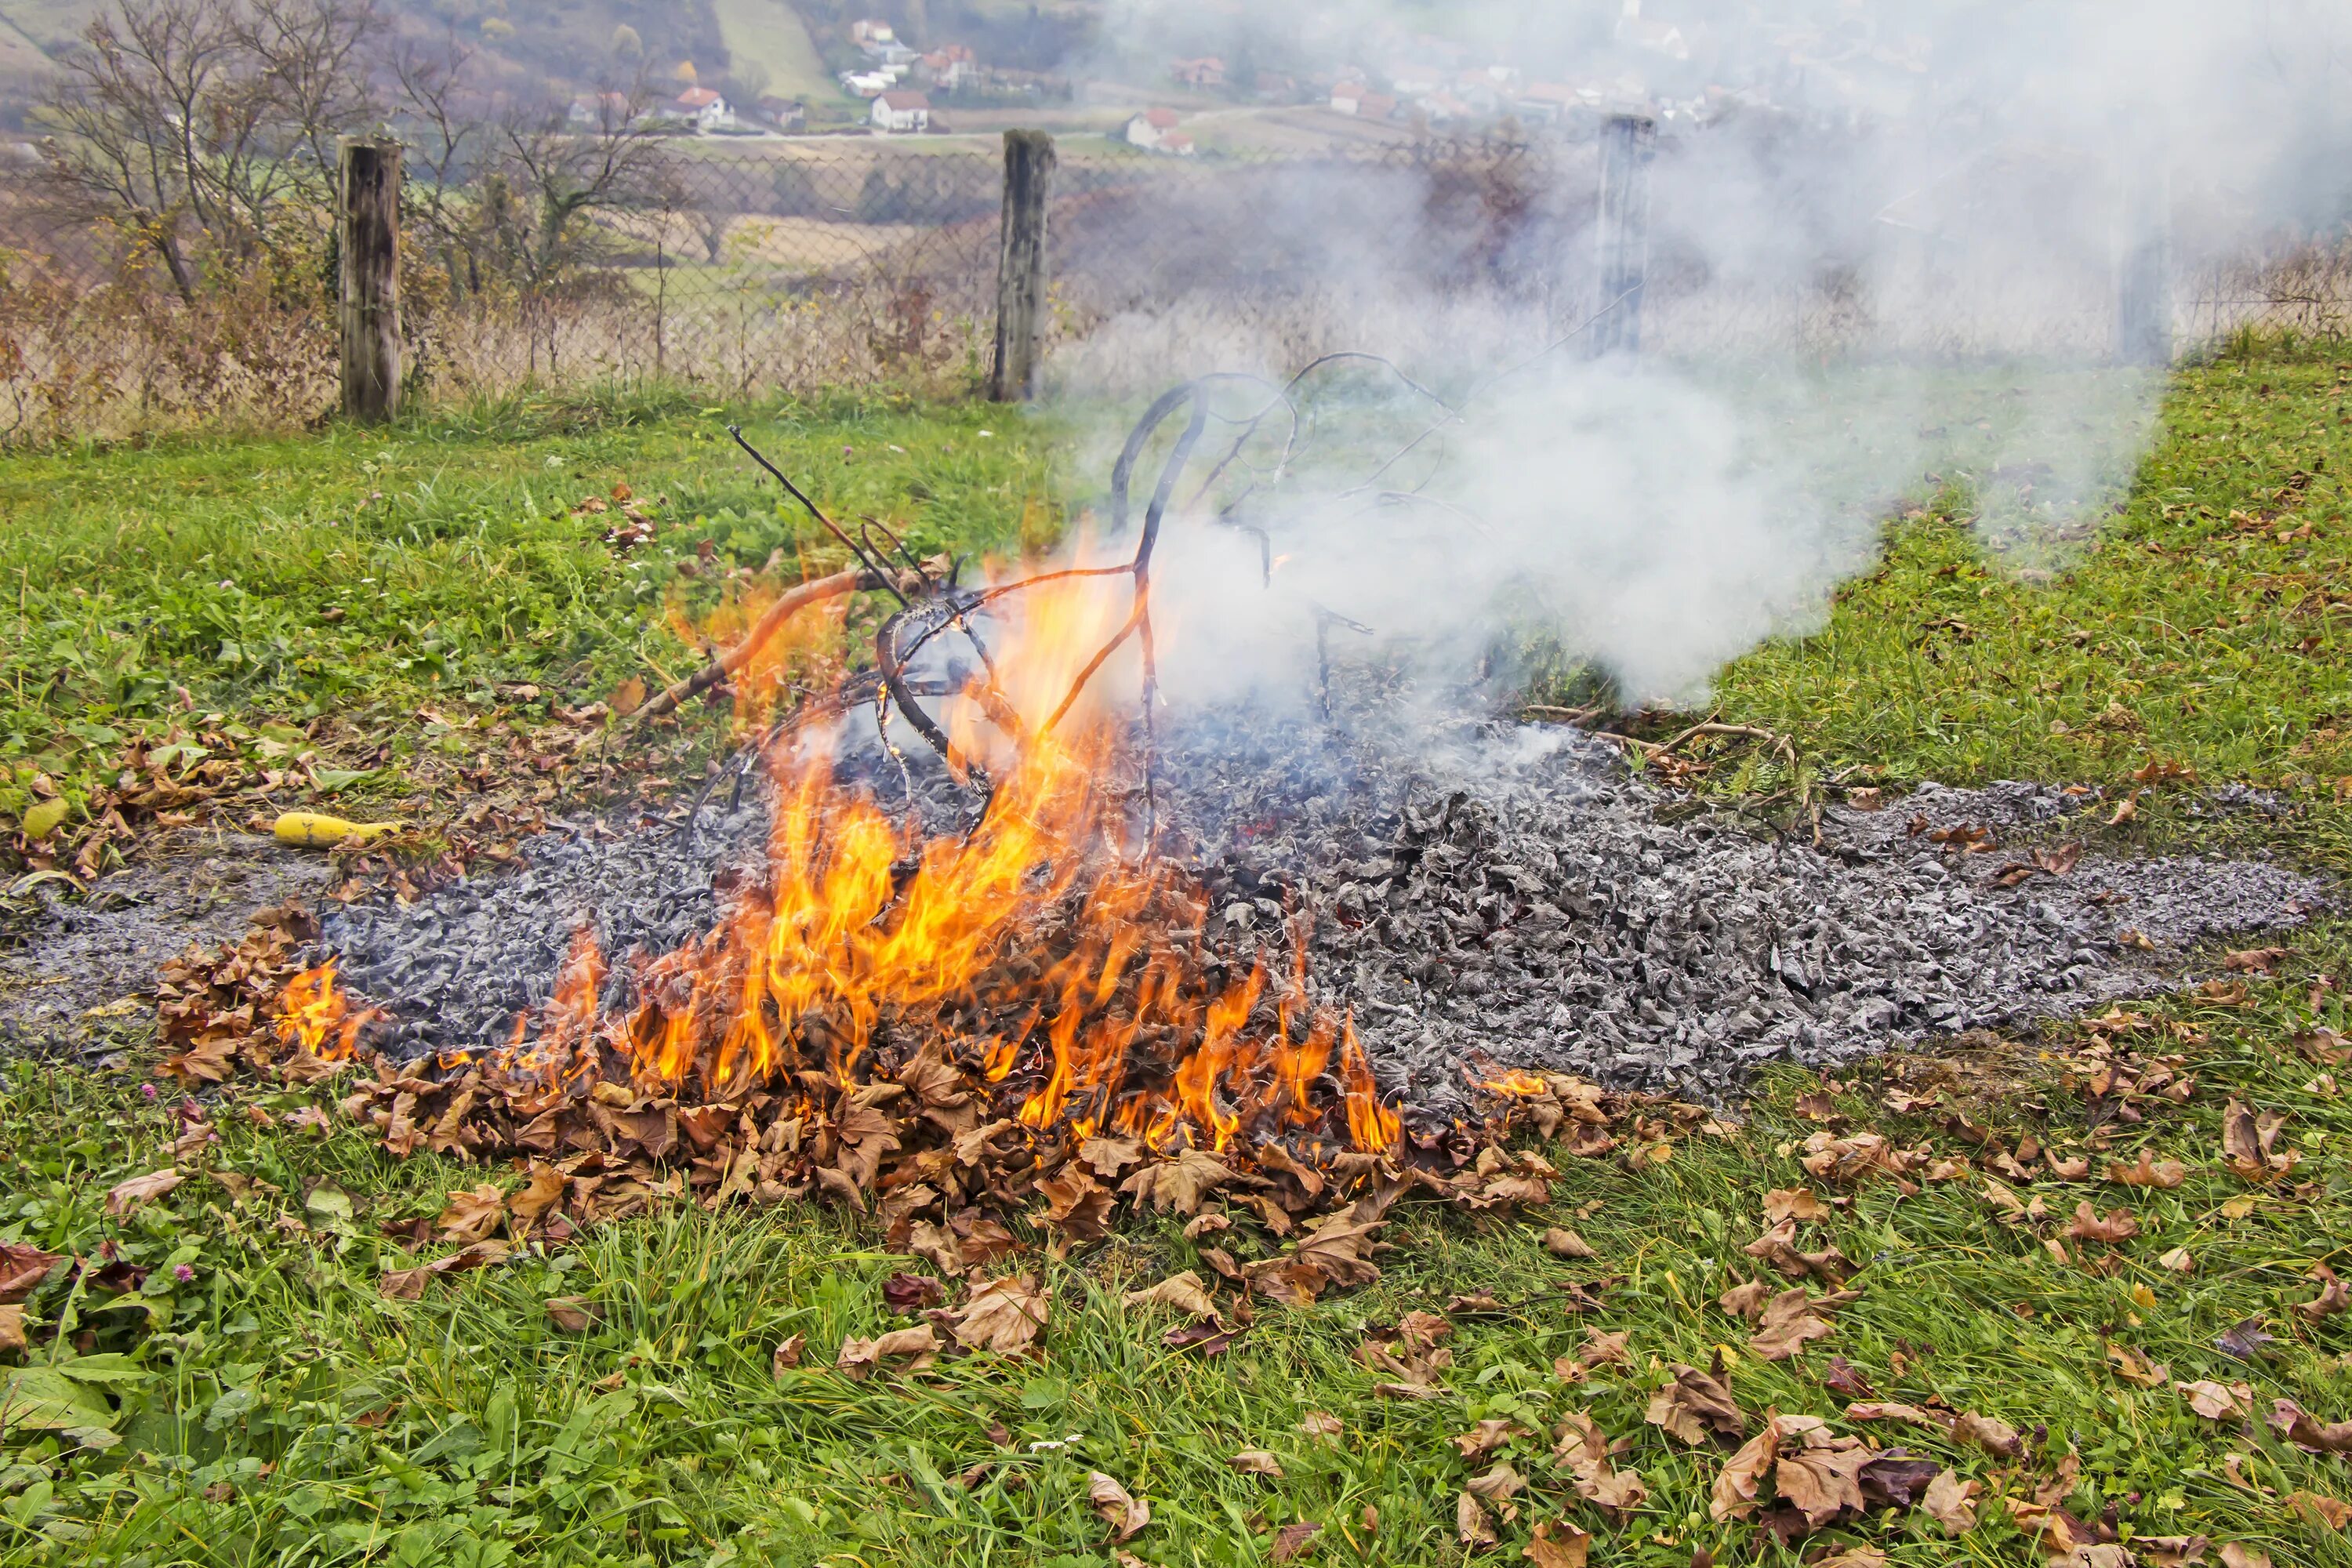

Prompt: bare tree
[392,31,491,299]
[32,0,383,298]
[487,85,673,293]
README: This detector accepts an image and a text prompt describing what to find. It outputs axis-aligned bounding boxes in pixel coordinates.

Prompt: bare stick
[637,568,880,723]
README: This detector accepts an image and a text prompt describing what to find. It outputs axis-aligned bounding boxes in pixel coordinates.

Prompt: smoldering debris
[310,702,2322,1124]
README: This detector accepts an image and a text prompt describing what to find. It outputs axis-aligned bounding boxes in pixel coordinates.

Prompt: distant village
[568,2,1936,146]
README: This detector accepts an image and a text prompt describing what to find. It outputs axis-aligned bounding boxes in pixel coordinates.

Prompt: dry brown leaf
[946,1275,1047,1356]
[1749,1288,1837,1361]
[1123,1272,1219,1322]
[1762,1187,1828,1223]
[2298,1263,2347,1320]
[1708,1425,1780,1522]
[1843,1401,1954,1430]
[2285,1490,2352,1530]
[1646,1363,1745,1444]
[1542,1227,1595,1259]
[543,1296,596,1332]
[0,1303,24,1356]
[771,1334,805,1375]
[2219,1544,2273,1568]
[105,1168,182,1215]
[437,1183,509,1243]
[1119,1150,1234,1214]
[2108,1150,2187,1189]
[1299,1412,1343,1443]
[0,1245,62,1305]
[1923,1467,1980,1534]
[378,1239,508,1299]
[1272,1522,1322,1562]
[1773,1420,1874,1526]
[2065,1201,2140,1246]
[1951,1410,2025,1456]
[1089,1472,1150,1542]
[510,1161,568,1229]
[2176,1380,2255,1421]
[1466,1461,1525,1501]
[1809,1552,1889,1568]
[1552,1410,1647,1513]
[1452,1419,1523,1460]
[835,1324,941,1380]
[1229,1449,1284,1478]
[1456,1490,1498,1548]
[1580,1328,1630,1367]
[1523,1519,1592,1568]
[1719,1277,1773,1320]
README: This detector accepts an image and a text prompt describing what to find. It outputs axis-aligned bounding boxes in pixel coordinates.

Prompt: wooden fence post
[2116,169,2172,367]
[1589,114,1656,358]
[989,129,1055,402]
[339,137,402,423]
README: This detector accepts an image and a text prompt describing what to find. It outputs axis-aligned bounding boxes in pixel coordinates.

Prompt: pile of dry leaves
[151,906,1708,1319]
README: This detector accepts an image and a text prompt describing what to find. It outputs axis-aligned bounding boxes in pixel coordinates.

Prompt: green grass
[710,0,842,106]
[0,387,1054,848]
[5,348,2352,1565]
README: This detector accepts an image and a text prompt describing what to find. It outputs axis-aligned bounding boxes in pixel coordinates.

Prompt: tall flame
[280,568,1399,1156]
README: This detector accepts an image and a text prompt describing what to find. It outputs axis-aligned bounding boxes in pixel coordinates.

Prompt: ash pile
[319,694,2324,1122]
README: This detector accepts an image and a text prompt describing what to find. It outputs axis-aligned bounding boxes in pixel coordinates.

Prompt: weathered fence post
[989,129,1055,402]
[1589,114,1656,358]
[338,137,402,423]
[2116,168,2172,367]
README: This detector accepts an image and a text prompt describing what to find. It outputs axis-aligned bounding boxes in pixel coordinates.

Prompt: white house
[851,18,895,49]
[667,87,734,132]
[1124,107,1181,149]
[1330,82,1365,114]
[871,91,931,132]
[841,69,894,97]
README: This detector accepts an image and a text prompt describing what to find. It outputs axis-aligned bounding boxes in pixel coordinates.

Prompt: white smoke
[1040,2,2352,707]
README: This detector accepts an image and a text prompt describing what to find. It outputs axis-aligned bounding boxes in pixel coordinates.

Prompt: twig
[637,567,885,724]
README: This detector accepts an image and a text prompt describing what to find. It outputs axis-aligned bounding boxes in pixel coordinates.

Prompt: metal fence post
[2117,169,2172,367]
[989,129,1055,402]
[338,137,402,423]
[1590,114,1655,358]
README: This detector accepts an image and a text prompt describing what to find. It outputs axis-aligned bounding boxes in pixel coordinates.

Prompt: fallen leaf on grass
[1749,1288,1838,1361]
[771,1335,805,1374]
[1542,1228,1595,1259]
[1299,1413,1343,1443]
[1452,1419,1523,1460]
[944,1274,1047,1355]
[1844,1402,1955,1431]
[2219,1544,2273,1568]
[1708,1413,1873,1528]
[835,1325,941,1380]
[2298,1263,2347,1319]
[2105,1343,2169,1388]
[2221,1099,2296,1181]
[1089,1472,1149,1541]
[0,1305,23,1355]
[1922,1468,1980,1534]
[379,1240,509,1299]
[1523,1519,1592,1568]
[437,1183,508,1243]
[104,1169,181,1215]
[0,1246,62,1304]
[1762,1187,1828,1223]
[2266,1397,2352,1454]
[2065,1201,2140,1245]
[1123,1272,1219,1321]
[2216,1318,2276,1363]
[1822,1357,1875,1399]
[1457,1490,1498,1548]
[1950,1410,2024,1457]
[1646,1362,1746,1444]
[883,1272,949,1313]
[1272,1522,1321,1562]
[1229,1449,1284,1478]
[2285,1490,2352,1529]
[2223,948,2288,974]
[1553,1411,1647,1512]
[1719,1277,1773,1319]
[1809,1551,1889,1568]
[2158,1247,2195,1273]
[543,1296,597,1332]
[1580,1328,1630,1367]
[2176,1380,2255,1420]
[2108,1150,2187,1188]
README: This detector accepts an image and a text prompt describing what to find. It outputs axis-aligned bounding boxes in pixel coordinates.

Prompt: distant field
[0,0,86,53]
[715,0,842,106]
[0,11,54,78]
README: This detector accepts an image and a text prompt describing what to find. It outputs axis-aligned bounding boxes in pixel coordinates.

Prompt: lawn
[710,0,843,109]
[2,349,2352,1567]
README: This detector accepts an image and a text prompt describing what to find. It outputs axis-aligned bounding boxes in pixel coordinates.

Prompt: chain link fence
[5,125,2352,445]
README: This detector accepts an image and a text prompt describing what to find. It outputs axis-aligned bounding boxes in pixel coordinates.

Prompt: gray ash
[314,704,2325,1120]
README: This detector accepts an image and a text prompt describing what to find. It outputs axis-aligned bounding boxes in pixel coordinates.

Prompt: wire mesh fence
[5,125,2352,445]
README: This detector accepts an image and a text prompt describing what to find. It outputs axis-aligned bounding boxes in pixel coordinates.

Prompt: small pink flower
[140,1083,158,1101]
[173,1264,196,1283]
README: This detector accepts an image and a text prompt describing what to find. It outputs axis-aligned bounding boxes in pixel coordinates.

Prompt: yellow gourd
[272,811,402,848]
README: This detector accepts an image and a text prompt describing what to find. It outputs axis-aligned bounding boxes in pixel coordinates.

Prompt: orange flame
[278,567,1401,1157]
[276,958,371,1061]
